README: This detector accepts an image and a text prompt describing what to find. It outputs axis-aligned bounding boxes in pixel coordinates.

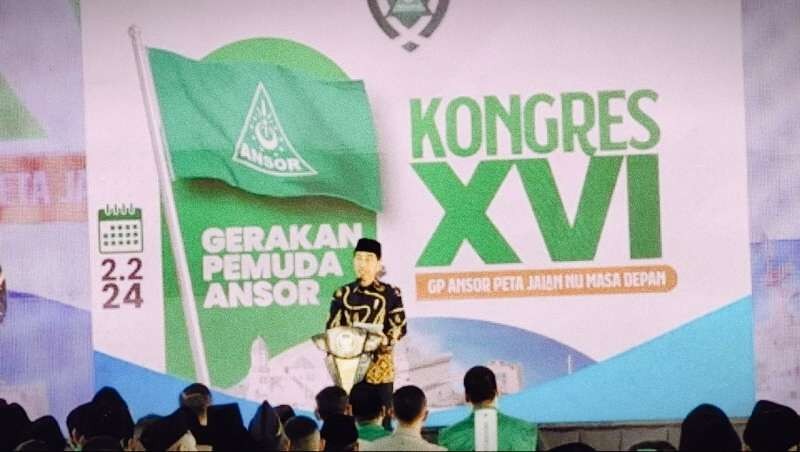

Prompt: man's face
[353,251,380,283]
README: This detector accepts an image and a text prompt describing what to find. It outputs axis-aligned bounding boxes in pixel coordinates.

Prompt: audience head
[92,386,129,410]
[275,404,296,425]
[464,365,498,405]
[208,403,256,450]
[90,387,135,441]
[743,399,800,452]
[349,382,385,424]
[140,410,195,451]
[320,414,358,451]
[248,400,285,451]
[27,415,66,450]
[679,403,741,451]
[392,385,428,426]
[25,383,800,452]
[13,439,48,451]
[66,395,133,444]
[67,402,101,446]
[285,415,321,452]
[315,386,350,421]
[66,402,96,445]
[180,382,212,420]
[82,435,124,451]
[1,403,31,452]
[127,414,161,452]
[629,440,676,451]
[549,442,596,452]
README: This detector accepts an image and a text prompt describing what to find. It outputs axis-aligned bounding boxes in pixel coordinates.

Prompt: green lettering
[517,157,622,261]
[523,94,559,154]
[413,161,520,266]
[627,154,662,258]
[485,95,522,155]
[446,97,483,157]
[561,92,597,155]
[411,98,445,159]
[598,90,627,151]
[628,89,660,150]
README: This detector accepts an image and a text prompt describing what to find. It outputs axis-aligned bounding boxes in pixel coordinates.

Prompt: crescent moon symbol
[255,121,279,150]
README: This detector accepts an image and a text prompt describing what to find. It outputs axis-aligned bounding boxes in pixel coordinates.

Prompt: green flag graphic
[0,74,45,140]
[148,48,382,212]
[155,41,378,388]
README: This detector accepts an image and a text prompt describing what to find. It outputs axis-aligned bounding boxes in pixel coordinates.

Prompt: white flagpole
[128,25,211,385]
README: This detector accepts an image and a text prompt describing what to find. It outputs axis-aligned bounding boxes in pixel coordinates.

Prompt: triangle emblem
[232,82,316,177]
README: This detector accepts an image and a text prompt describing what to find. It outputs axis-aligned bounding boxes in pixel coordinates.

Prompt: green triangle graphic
[0,74,45,140]
[388,0,432,28]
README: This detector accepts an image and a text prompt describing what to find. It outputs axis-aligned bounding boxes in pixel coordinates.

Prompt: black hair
[285,416,318,441]
[392,386,427,424]
[180,383,211,416]
[315,386,348,421]
[464,366,497,404]
[349,382,384,422]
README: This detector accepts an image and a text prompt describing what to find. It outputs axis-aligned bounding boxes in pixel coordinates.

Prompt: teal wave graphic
[97,297,753,425]
[428,297,754,425]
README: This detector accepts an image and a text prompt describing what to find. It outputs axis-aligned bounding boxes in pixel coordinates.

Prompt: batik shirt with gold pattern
[325,280,407,384]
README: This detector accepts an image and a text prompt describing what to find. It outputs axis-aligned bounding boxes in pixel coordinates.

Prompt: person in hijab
[66,387,134,448]
[0,402,31,451]
[249,400,287,451]
[743,399,800,452]
[207,403,256,450]
[139,409,197,451]
[679,403,741,451]
[67,401,96,449]
[26,415,66,450]
[91,386,135,442]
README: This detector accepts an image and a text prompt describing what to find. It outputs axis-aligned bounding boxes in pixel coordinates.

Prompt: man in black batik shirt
[326,238,406,423]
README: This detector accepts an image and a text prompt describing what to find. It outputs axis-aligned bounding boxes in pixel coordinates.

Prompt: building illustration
[223,334,526,410]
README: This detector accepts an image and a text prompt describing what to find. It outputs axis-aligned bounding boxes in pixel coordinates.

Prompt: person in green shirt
[350,381,391,443]
[438,366,538,451]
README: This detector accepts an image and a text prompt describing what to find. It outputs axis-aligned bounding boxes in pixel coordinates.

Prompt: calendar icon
[98,205,143,254]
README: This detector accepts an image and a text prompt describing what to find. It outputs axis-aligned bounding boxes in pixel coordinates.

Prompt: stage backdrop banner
[0,0,93,426]
[83,0,752,423]
[744,0,800,413]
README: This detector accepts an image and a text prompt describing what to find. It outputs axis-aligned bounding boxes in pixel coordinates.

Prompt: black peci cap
[354,238,381,259]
